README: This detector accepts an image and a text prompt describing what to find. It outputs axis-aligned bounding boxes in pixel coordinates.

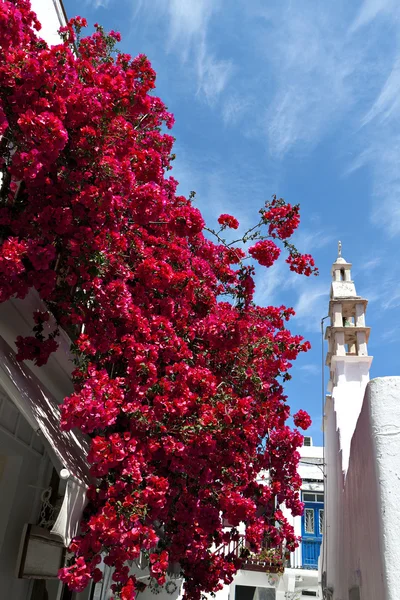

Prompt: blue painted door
[301,493,323,569]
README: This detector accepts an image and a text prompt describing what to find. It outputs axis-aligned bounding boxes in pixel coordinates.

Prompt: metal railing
[214,535,285,573]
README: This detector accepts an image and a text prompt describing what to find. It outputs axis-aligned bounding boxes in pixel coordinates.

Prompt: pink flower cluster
[286,253,318,277]
[248,240,281,267]
[262,197,301,240]
[293,409,312,430]
[150,551,169,585]
[218,213,239,230]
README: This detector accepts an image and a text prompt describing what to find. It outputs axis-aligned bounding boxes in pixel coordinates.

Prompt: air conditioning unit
[16,524,66,579]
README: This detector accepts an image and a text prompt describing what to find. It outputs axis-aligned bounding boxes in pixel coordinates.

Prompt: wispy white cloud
[222,94,253,126]
[356,52,400,235]
[163,0,214,58]
[196,39,235,105]
[381,279,400,310]
[356,256,382,272]
[292,228,336,254]
[352,137,400,236]
[252,4,358,158]
[361,56,400,126]
[134,0,400,242]
[254,261,288,307]
[346,2,400,237]
[381,324,400,343]
[293,282,329,333]
[85,0,110,7]
[349,0,400,33]
[136,0,233,104]
[241,0,400,244]
[170,144,256,234]
[359,262,400,310]
[253,225,333,310]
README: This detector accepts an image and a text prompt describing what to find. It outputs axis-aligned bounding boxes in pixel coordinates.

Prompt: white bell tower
[325,242,373,473]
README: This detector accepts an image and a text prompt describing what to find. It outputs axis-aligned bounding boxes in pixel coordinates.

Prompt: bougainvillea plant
[0,2,317,598]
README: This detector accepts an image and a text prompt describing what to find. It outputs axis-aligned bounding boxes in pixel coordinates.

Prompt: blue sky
[63,0,400,444]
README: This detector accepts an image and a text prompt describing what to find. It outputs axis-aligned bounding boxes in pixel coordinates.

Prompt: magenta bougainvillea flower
[0,2,316,599]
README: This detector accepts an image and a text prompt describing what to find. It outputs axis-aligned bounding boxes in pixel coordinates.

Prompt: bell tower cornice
[325,242,372,379]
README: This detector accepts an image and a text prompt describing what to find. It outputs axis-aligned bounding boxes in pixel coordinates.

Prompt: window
[303,492,315,502]
[235,586,275,600]
[303,436,312,447]
[302,492,324,503]
[319,509,324,534]
[305,509,314,534]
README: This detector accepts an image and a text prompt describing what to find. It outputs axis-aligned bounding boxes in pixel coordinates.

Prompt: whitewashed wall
[322,376,400,600]
[30,0,67,46]
[330,357,371,474]
[0,392,52,600]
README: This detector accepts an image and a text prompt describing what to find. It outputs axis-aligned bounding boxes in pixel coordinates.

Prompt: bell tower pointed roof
[330,241,357,299]
[325,242,371,372]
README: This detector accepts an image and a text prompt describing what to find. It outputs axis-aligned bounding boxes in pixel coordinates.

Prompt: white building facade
[0,292,91,600]
[284,438,324,599]
[188,439,324,600]
[320,245,400,600]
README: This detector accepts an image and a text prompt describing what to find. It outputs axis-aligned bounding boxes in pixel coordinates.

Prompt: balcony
[215,535,286,574]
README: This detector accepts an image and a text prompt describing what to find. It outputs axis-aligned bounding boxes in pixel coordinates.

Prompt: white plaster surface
[367,377,400,600]
[0,294,74,404]
[0,429,48,600]
[298,444,324,481]
[330,356,371,474]
[322,377,400,600]
[331,281,357,298]
[30,0,67,47]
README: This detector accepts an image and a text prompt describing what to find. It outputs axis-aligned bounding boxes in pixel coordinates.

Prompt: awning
[51,478,88,546]
[0,335,92,545]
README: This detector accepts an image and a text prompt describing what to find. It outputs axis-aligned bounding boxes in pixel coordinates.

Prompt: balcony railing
[214,535,286,574]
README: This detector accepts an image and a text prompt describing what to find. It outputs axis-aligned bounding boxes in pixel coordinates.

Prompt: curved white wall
[322,377,400,600]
